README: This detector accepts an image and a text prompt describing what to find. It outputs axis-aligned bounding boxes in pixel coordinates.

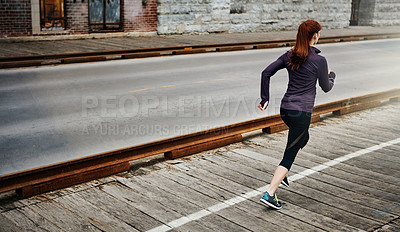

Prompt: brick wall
[65,0,89,34]
[0,0,156,38]
[0,0,32,38]
[123,0,157,32]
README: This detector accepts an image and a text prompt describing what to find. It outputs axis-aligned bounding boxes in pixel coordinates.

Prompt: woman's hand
[328,69,332,74]
[258,101,268,111]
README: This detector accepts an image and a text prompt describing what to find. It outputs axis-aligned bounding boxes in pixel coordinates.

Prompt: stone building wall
[372,0,400,26]
[157,0,352,35]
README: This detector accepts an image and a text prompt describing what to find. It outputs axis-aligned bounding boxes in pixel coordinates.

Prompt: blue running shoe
[260,192,282,209]
[281,174,289,187]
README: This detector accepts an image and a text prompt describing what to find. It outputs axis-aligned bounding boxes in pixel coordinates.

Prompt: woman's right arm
[259,55,286,110]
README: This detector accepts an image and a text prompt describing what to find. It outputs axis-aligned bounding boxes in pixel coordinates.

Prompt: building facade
[0,0,157,38]
[0,0,399,38]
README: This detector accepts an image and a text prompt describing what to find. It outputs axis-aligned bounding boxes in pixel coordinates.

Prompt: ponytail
[289,20,321,70]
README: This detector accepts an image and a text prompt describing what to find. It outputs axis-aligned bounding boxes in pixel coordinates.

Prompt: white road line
[146,137,400,232]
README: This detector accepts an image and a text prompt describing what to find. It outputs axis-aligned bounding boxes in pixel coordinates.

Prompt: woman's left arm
[317,56,335,93]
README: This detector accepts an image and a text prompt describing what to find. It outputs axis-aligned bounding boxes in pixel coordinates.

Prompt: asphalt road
[1,38,400,175]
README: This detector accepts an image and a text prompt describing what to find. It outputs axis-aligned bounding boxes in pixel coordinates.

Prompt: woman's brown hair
[289,20,321,70]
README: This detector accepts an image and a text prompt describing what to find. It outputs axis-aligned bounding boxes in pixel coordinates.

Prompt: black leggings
[279,108,311,170]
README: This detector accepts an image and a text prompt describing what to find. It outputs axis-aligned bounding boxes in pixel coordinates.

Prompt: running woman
[258,20,335,209]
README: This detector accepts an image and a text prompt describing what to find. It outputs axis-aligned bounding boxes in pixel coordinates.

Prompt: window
[89,0,121,31]
[40,0,66,30]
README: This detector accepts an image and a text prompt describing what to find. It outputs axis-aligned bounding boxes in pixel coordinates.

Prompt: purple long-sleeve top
[260,47,336,113]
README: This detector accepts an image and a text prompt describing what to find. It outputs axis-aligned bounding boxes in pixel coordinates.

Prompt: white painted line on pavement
[146,137,400,232]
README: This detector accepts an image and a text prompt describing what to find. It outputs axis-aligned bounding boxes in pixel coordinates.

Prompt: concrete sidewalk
[1,26,399,57]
